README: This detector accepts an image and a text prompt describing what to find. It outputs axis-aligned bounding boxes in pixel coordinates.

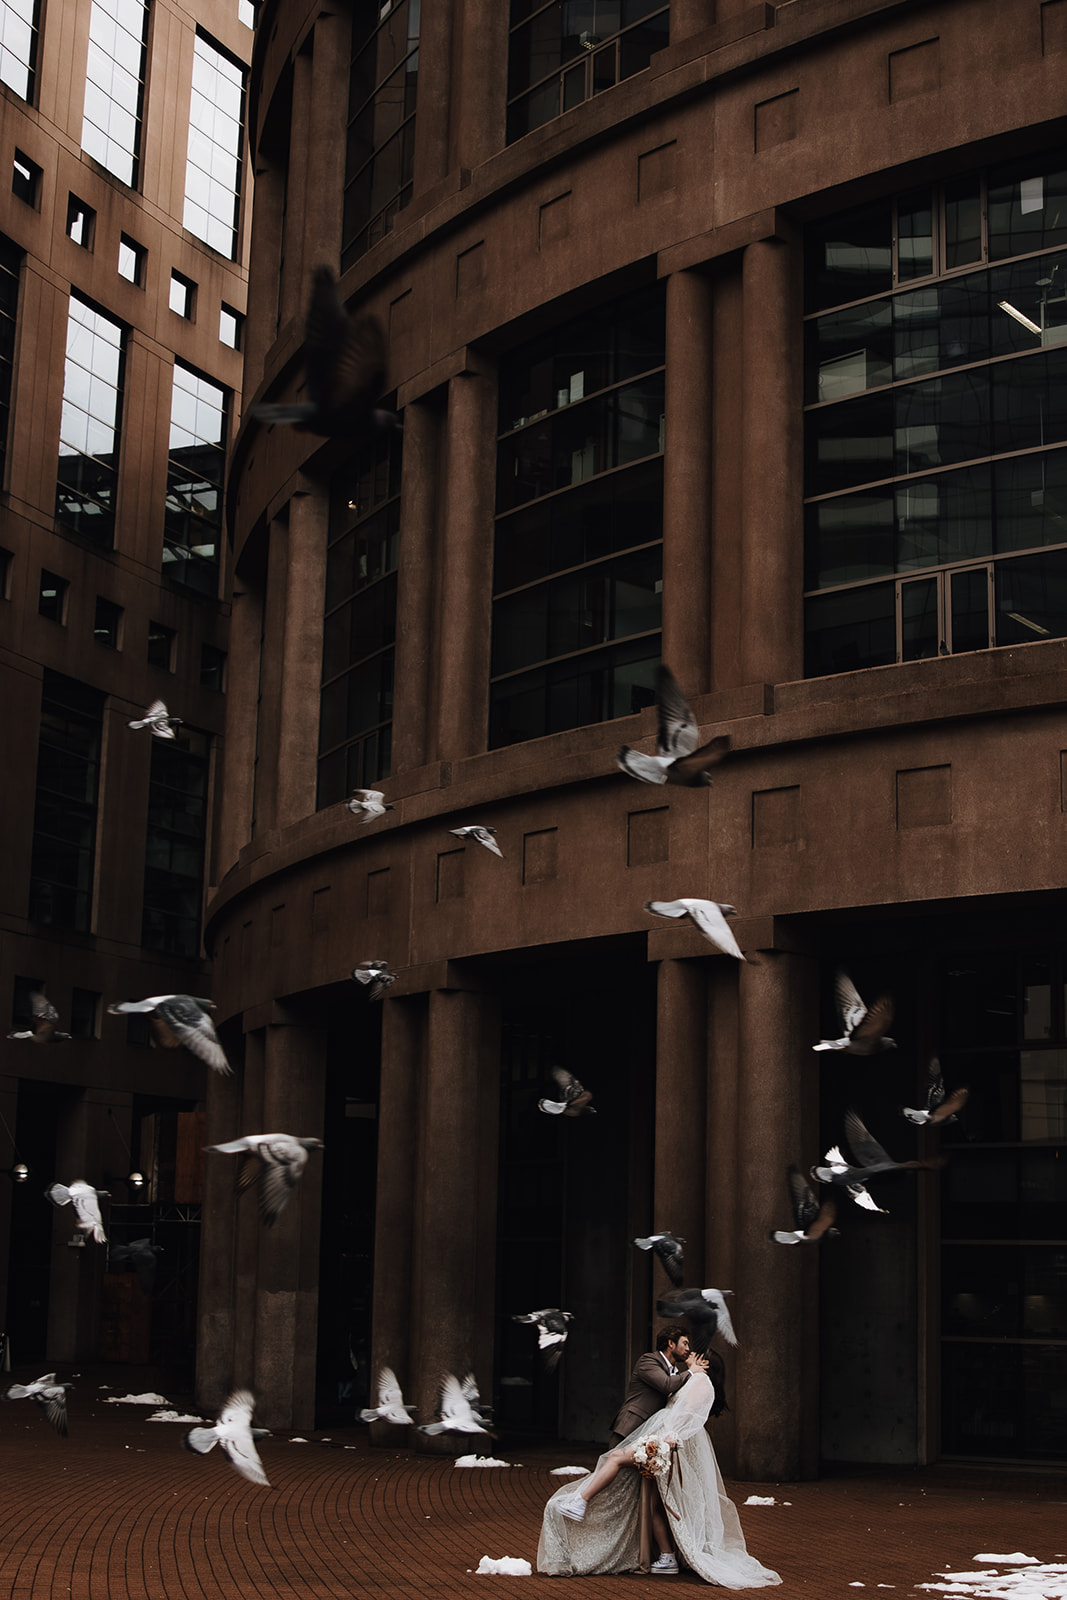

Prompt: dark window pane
[900,575,939,661]
[945,175,982,268]
[995,548,1067,645]
[804,198,893,314]
[140,728,209,957]
[949,565,989,652]
[28,672,102,933]
[804,582,896,676]
[995,448,1067,553]
[489,634,658,746]
[897,188,934,281]
[988,154,1067,261]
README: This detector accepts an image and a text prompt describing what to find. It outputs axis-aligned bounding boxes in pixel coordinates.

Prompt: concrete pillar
[304,9,350,278]
[451,0,509,171]
[231,1026,266,1390]
[662,269,714,691]
[252,1012,327,1429]
[411,987,500,1449]
[194,1053,245,1412]
[733,951,819,1480]
[243,158,286,385]
[432,363,497,761]
[740,235,804,687]
[413,0,454,194]
[46,1090,131,1362]
[276,486,328,828]
[252,514,290,835]
[653,959,709,1282]
[279,48,312,329]
[0,1076,16,1337]
[391,398,441,774]
[213,580,263,882]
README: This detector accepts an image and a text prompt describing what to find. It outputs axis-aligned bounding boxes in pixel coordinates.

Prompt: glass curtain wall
[81,0,150,186]
[28,673,104,932]
[804,149,1067,675]
[56,295,126,547]
[163,362,226,595]
[183,32,245,259]
[141,727,210,958]
[341,0,419,272]
[507,0,668,144]
[0,0,40,99]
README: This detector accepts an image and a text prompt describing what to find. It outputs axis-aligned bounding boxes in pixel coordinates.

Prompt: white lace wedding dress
[537,1373,781,1588]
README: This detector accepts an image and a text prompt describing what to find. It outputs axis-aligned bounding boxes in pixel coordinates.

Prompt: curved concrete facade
[205,0,1067,1474]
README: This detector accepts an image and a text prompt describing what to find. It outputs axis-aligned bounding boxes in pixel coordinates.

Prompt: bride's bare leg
[576,1445,632,1503]
[650,1490,675,1556]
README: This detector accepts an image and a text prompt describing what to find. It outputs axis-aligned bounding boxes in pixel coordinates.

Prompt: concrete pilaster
[46,1090,132,1362]
[232,1026,265,1390]
[213,580,263,881]
[251,515,290,835]
[243,158,286,385]
[0,1076,16,1337]
[194,1053,244,1412]
[450,0,509,171]
[304,10,351,278]
[653,958,709,1281]
[391,399,440,774]
[662,269,713,690]
[276,486,328,829]
[412,0,455,195]
[279,48,312,329]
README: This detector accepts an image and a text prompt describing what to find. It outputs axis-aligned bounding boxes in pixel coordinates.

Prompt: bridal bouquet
[632,1437,672,1479]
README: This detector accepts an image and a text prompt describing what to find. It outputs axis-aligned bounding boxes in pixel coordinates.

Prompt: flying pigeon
[360,1367,416,1425]
[644,899,746,961]
[46,1180,108,1243]
[206,1134,324,1228]
[903,1058,969,1125]
[617,665,730,786]
[634,1232,685,1287]
[449,825,503,857]
[3,1373,72,1435]
[769,1166,840,1245]
[418,1373,494,1436]
[813,971,896,1055]
[183,1390,270,1487]
[351,960,397,1001]
[108,995,231,1076]
[656,1288,738,1349]
[538,1067,595,1117]
[7,990,71,1043]
[249,266,399,442]
[127,699,182,739]
[814,1110,945,1203]
[109,1237,164,1292]
[512,1309,575,1372]
[814,1147,889,1213]
[346,788,393,823]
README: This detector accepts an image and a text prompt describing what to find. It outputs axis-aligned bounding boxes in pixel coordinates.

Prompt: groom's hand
[686,1353,709,1373]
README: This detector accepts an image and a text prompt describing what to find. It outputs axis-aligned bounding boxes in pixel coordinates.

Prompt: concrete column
[412,0,455,195]
[279,49,312,329]
[0,1076,16,1337]
[432,363,497,761]
[46,1090,131,1362]
[450,0,509,170]
[243,158,286,386]
[194,1051,245,1412]
[231,1026,266,1389]
[252,1012,327,1429]
[740,235,804,687]
[304,9,350,278]
[391,398,440,774]
[662,269,714,691]
[212,581,263,882]
[276,485,328,829]
[411,987,500,1450]
[653,959,709,1281]
[733,951,819,1480]
[367,996,423,1442]
[252,514,290,835]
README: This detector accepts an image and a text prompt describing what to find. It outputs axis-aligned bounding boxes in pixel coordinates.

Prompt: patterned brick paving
[0,1386,1062,1600]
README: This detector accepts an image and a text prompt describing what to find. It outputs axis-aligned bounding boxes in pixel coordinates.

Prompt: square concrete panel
[366,867,391,916]
[1042,0,1067,53]
[627,806,669,865]
[637,142,676,200]
[312,885,331,933]
[888,39,940,101]
[752,785,799,846]
[436,848,465,901]
[455,241,485,297]
[896,764,951,828]
[754,89,798,152]
[539,191,571,247]
[522,827,557,884]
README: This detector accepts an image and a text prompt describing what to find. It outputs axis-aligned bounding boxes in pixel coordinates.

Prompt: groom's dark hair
[655,1324,687,1351]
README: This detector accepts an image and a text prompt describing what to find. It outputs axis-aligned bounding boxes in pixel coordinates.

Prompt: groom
[609,1323,702,1444]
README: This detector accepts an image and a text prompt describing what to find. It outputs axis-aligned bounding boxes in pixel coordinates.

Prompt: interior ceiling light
[997,300,1042,336]
[1006,611,1050,635]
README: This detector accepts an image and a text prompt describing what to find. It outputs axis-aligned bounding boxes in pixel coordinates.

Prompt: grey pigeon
[7,990,70,1043]
[127,699,182,739]
[449,825,503,857]
[813,971,896,1055]
[351,960,397,1002]
[644,898,746,961]
[346,787,393,823]
[108,994,231,1076]
[46,1180,108,1243]
[206,1133,323,1227]
[617,665,730,786]
[813,1110,945,1205]
[656,1288,738,1348]
[109,1237,164,1292]
[903,1058,969,1125]
[418,1372,494,1436]
[770,1166,839,1245]
[183,1390,270,1487]
[512,1308,574,1373]
[359,1367,416,1425]
[250,267,399,442]
[634,1231,685,1287]
[538,1067,595,1117]
[3,1372,72,1435]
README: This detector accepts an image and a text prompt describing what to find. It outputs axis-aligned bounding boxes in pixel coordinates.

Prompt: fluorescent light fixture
[997,300,1042,336]
[1006,611,1050,636]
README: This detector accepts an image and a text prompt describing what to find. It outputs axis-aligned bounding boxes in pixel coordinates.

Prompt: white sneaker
[560,1491,587,1521]
[651,1553,679,1574]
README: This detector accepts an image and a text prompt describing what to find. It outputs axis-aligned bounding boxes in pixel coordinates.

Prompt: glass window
[169,271,196,319]
[341,0,419,272]
[118,233,146,284]
[93,595,122,647]
[28,672,103,932]
[183,33,245,259]
[0,0,40,100]
[988,153,1067,261]
[38,570,68,623]
[200,642,226,689]
[66,195,95,248]
[12,148,41,205]
[141,727,210,957]
[147,619,175,668]
[804,581,896,677]
[70,987,100,1039]
[56,295,125,548]
[163,362,227,594]
[0,234,19,479]
[506,1,668,144]
[81,0,149,187]
[219,302,242,348]
[0,545,11,599]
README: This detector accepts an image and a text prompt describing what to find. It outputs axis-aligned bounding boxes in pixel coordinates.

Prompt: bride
[537,1355,781,1587]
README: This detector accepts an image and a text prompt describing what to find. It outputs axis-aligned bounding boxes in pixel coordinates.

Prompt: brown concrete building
[0,0,250,1375]
[208,0,1067,1475]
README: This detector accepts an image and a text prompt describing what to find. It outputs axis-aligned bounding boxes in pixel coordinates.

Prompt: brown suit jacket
[610,1351,691,1441]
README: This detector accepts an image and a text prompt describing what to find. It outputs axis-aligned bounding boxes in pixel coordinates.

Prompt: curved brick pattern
[0,1402,1061,1599]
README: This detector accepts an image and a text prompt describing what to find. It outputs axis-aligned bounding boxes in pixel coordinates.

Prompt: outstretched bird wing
[156,997,231,1076]
[843,1109,894,1170]
[655,665,699,758]
[216,1391,270,1487]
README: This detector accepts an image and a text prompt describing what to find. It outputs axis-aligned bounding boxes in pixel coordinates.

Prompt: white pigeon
[644,898,746,961]
[418,1372,494,1436]
[183,1390,270,1487]
[449,825,503,857]
[46,1180,108,1242]
[206,1134,323,1228]
[346,787,393,822]
[360,1367,416,1425]
[617,665,730,786]
[351,961,397,1001]
[108,994,231,1076]
[813,971,896,1055]
[7,990,71,1043]
[127,699,182,739]
[3,1372,72,1435]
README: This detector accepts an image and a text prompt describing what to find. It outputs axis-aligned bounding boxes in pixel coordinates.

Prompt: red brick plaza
[0,1387,1061,1600]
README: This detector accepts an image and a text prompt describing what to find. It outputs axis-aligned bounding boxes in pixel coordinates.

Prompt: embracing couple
[538,1324,780,1588]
